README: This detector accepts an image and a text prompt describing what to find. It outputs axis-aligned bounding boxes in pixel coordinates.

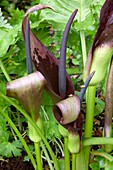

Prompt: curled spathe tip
[24,4,56,17]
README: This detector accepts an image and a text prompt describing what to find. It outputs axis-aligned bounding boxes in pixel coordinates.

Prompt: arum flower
[7,4,94,152]
[83,0,113,86]
[7,71,46,142]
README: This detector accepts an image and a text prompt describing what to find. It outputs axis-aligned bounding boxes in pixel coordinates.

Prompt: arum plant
[79,0,113,169]
[2,4,95,170]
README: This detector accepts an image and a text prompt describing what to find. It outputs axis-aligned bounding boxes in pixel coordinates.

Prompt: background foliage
[0,0,106,169]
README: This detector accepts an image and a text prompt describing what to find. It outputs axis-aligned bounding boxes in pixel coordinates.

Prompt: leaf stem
[83,137,113,146]
[72,153,76,170]
[84,86,96,169]
[0,108,36,170]
[34,142,42,170]
[80,31,87,67]
[0,59,11,82]
[84,86,96,138]
[64,137,70,170]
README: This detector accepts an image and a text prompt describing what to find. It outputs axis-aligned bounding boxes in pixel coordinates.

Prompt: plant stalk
[72,153,76,170]
[34,142,42,170]
[64,137,70,170]
[80,31,87,67]
[83,137,113,146]
[0,59,11,82]
[84,86,96,137]
[81,86,96,169]
[0,108,36,170]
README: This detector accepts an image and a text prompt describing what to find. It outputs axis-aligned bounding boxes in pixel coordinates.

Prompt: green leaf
[0,131,9,143]
[92,149,113,162]
[0,140,22,158]
[40,0,77,30]
[41,106,61,139]
[90,162,100,170]
[94,97,105,115]
[94,156,105,169]
[40,0,102,31]
[0,24,21,57]
[9,8,24,25]
[105,161,113,170]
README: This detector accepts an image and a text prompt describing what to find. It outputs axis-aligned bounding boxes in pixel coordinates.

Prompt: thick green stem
[72,153,76,170]
[0,108,36,169]
[80,31,87,67]
[0,91,60,170]
[84,86,96,137]
[0,59,11,82]
[34,142,42,170]
[64,137,70,170]
[82,86,96,169]
[83,137,113,146]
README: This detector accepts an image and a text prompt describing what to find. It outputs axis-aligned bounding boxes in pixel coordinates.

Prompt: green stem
[34,142,42,170]
[0,91,60,170]
[0,59,11,82]
[0,59,18,141]
[84,86,96,169]
[72,153,76,170]
[41,142,53,170]
[64,137,70,170]
[83,137,113,146]
[80,31,87,67]
[84,86,96,137]
[0,108,36,170]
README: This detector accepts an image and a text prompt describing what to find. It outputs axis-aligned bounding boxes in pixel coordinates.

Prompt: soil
[0,156,34,170]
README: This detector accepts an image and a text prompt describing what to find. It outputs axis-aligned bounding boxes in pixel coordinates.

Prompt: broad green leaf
[40,0,103,30]
[40,0,77,30]
[0,24,21,57]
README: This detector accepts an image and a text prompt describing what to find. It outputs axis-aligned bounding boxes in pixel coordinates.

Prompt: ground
[0,156,34,170]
